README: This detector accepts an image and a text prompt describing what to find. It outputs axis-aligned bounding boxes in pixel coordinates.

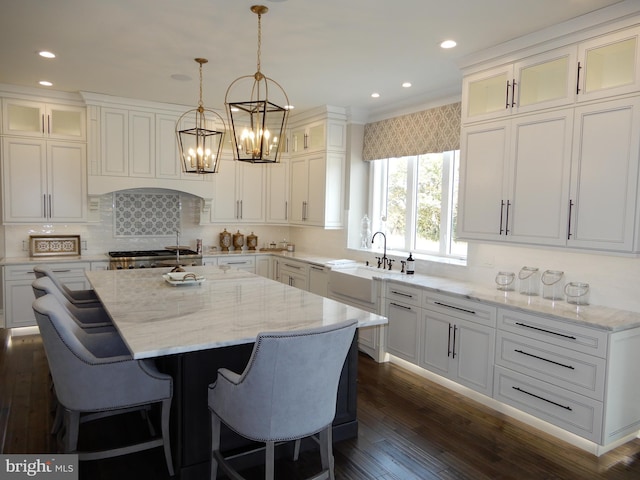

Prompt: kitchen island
[85,266,387,479]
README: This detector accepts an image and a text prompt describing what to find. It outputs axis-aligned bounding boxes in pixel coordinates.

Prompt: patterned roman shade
[363,102,461,161]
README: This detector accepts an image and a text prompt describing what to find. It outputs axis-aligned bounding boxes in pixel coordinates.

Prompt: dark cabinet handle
[504,200,511,235]
[434,301,476,316]
[511,79,517,107]
[513,386,572,411]
[567,199,574,239]
[514,349,575,370]
[515,322,577,340]
[499,200,505,234]
[505,80,511,109]
[389,302,412,311]
[447,323,453,357]
[576,61,582,95]
[452,325,458,359]
[390,290,414,299]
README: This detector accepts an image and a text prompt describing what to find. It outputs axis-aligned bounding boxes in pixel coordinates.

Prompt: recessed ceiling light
[440,40,457,49]
[371,93,380,98]
[39,81,53,87]
[402,82,412,88]
[38,51,56,59]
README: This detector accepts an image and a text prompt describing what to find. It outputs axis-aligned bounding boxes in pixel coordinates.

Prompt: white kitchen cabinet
[217,255,255,273]
[494,308,640,446]
[288,106,346,228]
[384,283,422,364]
[210,157,265,223]
[279,259,309,290]
[462,46,577,123]
[458,109,573,246]
[420,292,496,397]
[2,98,86,140]
[308,264,329,297]
[265,156,289,224]
[101,107,155,178]
[2,138,87,222]
[256,256,271,278]
[3,262,91,328]
[566,96,640,252]
[290,152,345,228]
[576,25,640,103]
[291,120,327,154]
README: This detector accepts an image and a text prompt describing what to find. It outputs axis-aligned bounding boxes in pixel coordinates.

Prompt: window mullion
[406,156,418,251]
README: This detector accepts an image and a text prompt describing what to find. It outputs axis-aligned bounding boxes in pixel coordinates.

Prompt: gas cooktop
[108,249,199,258]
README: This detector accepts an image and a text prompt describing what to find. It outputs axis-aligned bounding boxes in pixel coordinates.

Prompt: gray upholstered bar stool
[32,294,175,476]
[208,320,357,480]
[32,276,113,331]
[33,265,101,307]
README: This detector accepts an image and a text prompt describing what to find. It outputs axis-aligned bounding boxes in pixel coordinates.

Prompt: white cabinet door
[101,107,128,176]
[568,97,640,252]
[2,138,86,222]
[2,98,86,140]
[128,110,155,178]
[47,141,87,222]
[308,265,328,297]
[3,138,47,221]
[506,110,573,246]
[421,310,495,396]
[211,158,265,223]
[462,65,512,123]
[577,26,640,103]
[266,157,289,223]
[289,156,308,224]
[458,121,509,241]
[385,299,421,364]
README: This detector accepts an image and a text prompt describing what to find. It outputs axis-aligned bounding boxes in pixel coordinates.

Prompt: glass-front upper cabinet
[2,98,86,140]
[462,66,512,123]
[515,47,578,113]
[577,26,640,102]
[462,46,577,123]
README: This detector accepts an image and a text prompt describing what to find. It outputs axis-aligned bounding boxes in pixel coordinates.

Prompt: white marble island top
[85,266,388,359]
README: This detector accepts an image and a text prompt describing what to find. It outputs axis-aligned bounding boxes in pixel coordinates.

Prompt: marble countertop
[85,265,388,359]
[349,269,640,332]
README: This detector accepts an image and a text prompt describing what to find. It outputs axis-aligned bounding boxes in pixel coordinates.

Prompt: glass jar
[565,282,590,306]
[495,271,515,291]
[518,266,540,296]
[541,270,564,300]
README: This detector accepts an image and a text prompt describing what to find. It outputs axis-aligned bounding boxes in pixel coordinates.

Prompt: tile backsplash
[114,192,180,237]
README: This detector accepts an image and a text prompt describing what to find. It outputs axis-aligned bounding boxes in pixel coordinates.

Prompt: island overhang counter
[85,266,388,479]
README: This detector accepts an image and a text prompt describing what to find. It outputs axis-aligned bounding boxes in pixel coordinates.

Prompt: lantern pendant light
[176,58,226,174]
[225,5,290,164]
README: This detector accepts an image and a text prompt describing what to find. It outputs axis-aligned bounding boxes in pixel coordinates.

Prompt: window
[370,151,466,258]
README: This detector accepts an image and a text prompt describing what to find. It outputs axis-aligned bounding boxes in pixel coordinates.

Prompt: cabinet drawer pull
[225,261,248,265]
[390,302,412,311]
[51,269,72,273]
[514,322,577,340]
[514,349,575,370]
[390,290,414,299]
[434,301,476,315]
[283,263,303,270]
[310,266,324,271]
[512,386,572,411]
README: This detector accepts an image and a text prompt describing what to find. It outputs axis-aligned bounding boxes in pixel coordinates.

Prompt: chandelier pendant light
[176,58,226,174]
[225,5,290,164]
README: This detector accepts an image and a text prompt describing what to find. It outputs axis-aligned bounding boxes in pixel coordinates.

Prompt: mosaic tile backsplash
[114,192,180,237]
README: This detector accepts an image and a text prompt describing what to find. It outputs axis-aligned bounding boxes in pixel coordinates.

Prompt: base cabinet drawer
[494,366,603,443]
[496,331,606,401]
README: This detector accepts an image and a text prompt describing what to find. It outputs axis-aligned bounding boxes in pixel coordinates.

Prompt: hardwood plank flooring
[1,329,639,479]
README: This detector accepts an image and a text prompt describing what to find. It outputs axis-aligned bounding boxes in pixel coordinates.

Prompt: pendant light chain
[256,11,262,74]
[198,61,204,109]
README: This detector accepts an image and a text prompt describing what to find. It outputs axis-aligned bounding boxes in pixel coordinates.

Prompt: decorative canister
[542,269,564,300]
[247,232,258,251]
[219,228,232,252]
[518,266,540,296]
[233,230,245,250]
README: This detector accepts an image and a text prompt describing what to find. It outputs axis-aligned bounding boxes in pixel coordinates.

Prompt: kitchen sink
[328,265,394,304]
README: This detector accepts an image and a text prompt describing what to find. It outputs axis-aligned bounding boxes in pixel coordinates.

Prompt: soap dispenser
[406,253,415,275]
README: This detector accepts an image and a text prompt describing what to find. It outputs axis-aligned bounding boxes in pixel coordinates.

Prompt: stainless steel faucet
[372,231,388,269]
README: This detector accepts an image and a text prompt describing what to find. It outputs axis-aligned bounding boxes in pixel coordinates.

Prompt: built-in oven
[108,249,203,270]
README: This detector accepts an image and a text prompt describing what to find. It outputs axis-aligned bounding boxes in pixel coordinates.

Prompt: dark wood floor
[2,330,640,480]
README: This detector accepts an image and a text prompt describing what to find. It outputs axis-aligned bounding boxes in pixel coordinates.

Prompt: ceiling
[0,0,628,120]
